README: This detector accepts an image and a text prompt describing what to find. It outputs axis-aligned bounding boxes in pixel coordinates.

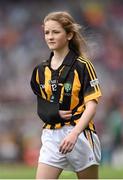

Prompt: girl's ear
[67,32,74,41]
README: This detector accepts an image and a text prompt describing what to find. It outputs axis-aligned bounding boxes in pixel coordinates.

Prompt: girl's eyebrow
[44,29,61,32]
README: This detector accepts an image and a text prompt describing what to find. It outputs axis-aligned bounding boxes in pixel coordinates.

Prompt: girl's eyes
[54,31,60,34]
[44,31,49,34]
[45,30,60,34]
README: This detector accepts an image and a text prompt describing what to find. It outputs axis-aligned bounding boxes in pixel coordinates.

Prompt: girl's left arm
[71,99,97,136]
[59,99,97,154]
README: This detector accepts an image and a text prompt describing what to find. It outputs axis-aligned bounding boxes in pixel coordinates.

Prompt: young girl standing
[31,11,102,179]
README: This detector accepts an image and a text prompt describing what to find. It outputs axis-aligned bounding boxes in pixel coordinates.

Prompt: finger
[63,114,72,119]
[59,140,66,152]
[64,110,72,114]
[60,143,68,154]
[59,142,74,154]
[59,113,72,120]
[59,140,69,153]
[60,144,73,154]
[67,143,74,152]
[59,110,72,115]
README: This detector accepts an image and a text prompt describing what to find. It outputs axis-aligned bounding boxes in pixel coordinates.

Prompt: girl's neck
[52,47,70,62]
[50,47,70,70]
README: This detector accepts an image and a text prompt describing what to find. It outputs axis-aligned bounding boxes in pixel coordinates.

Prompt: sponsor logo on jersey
[40,84,45,89]
[90,79,99,87]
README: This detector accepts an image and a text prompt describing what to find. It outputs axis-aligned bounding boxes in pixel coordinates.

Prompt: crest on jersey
[64,83,72,92]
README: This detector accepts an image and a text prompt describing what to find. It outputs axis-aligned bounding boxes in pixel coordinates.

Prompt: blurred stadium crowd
[0,0,123,167]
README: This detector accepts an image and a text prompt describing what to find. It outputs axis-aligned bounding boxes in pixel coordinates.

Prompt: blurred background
[0,0,123,177]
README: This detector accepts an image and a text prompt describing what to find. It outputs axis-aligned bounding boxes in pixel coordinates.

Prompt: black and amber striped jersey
[31,50,102,130]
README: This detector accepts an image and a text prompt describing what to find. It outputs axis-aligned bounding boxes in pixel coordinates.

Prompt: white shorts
[38,125,101,172]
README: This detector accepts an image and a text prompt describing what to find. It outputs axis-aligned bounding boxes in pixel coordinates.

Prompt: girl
[31,11,102,179]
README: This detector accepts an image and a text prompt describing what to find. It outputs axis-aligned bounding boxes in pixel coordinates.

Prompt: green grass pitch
[0,163,123,179]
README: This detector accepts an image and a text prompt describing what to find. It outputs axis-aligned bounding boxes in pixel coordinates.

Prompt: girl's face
[44,20,71,51]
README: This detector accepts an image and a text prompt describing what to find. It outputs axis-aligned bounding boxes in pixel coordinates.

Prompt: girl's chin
[49,47,57,51]
[48,46,56,50]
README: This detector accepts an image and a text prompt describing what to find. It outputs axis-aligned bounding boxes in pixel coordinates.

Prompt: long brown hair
[43,11,87,55]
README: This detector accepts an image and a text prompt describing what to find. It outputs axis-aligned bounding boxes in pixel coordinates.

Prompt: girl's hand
[59,131,78,154]
[59,110,72,120]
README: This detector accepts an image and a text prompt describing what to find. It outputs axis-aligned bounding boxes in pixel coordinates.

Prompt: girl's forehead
[44,20,62,29]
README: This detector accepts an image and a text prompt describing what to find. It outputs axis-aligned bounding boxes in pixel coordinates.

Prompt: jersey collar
[48,50,78,67]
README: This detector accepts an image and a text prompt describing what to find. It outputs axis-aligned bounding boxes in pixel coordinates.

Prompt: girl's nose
[48,32,54,39]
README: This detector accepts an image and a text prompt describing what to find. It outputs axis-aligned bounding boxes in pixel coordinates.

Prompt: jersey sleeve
[83,61,102,103]
[30,66,41,96]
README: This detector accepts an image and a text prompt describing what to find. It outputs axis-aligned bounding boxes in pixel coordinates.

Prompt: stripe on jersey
[36,69,47,99]
[78,57,100,92]
[44,66,52,101]
[70,69,81,110]
[77,58,97,93]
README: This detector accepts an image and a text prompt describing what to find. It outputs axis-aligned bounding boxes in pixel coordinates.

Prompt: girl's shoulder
[33,59,50,72]
[76,55,95,70]
[76,55,92,65]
